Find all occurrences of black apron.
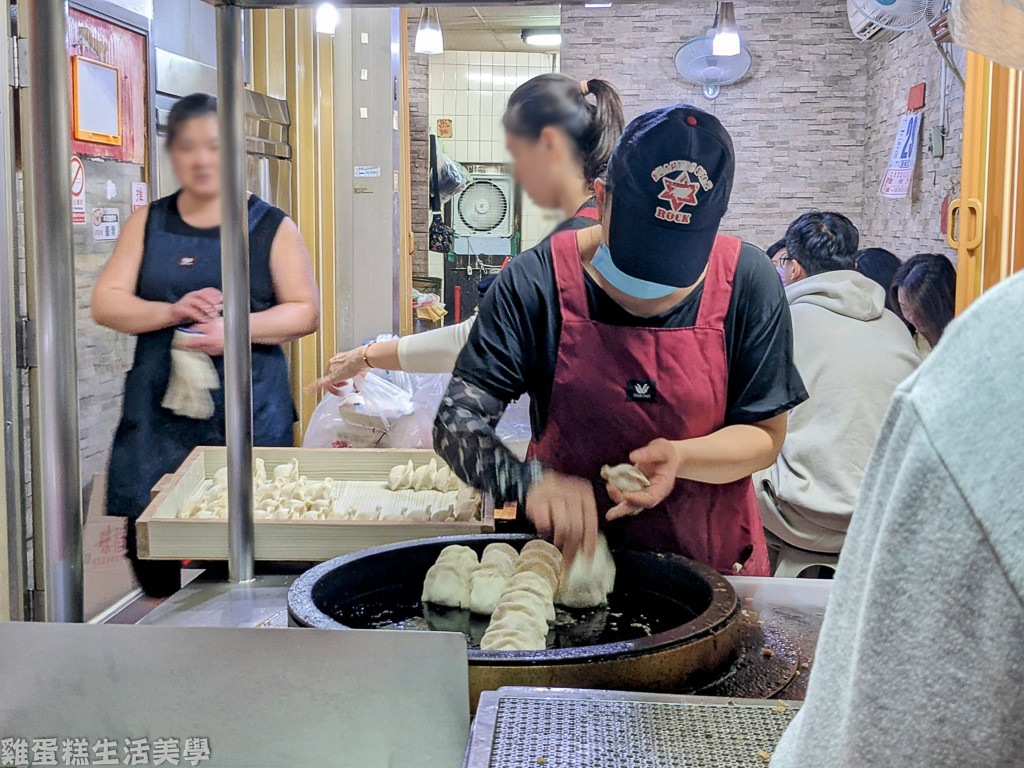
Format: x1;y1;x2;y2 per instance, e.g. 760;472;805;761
106;193;295;522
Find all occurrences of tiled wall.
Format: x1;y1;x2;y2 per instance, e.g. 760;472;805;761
859;31;965;260
561;1;869;252
428;50;562;260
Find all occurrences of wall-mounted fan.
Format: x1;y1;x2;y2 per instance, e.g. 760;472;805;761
452;174;514;238
848;0;941;31
674;35;752;101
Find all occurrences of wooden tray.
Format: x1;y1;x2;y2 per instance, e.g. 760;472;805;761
136;447;494;561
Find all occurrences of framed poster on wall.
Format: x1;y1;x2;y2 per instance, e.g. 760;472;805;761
72;56;122;146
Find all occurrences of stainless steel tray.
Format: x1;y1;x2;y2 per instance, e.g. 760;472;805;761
464;687;800;768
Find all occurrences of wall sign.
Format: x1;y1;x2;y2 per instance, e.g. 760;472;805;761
437;119;453;139
92;207;120;241
71;156;87;225
131;181;148;212
355;166;381;178
879;111;922;199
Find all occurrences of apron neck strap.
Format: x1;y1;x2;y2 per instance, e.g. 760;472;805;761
549;229;590;321
695;234;743;329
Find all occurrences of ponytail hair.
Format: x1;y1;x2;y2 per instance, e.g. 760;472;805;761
503;73;625;187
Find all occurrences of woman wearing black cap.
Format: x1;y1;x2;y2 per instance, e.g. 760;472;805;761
309;74;624;391
434;105;807;574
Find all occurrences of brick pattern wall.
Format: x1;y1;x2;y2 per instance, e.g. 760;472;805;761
860;31;965;260
407;17;431;278
561;1;869;251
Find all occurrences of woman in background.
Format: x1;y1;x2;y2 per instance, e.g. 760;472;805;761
92;93;319;596
854;247;905;320
889;253;957;355
310;74;624;392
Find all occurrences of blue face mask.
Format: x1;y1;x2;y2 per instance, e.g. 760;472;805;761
591;243;679;300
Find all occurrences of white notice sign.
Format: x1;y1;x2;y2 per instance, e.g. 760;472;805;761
93;207;120;241
355;166;381;178
879;112;922;199
131;181;148;212
71;157;86;225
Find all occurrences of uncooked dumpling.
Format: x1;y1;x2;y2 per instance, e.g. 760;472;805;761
214;467;228;487
557;533;616;609
484;542;519;562
600;463;651;493
488;610;549;639
480;548;515;575
379;507;405;521
480;627;544;652
492;596;550;633
406;506;430;522
273;458;299;484
514;553;560;593
434;465;460;493
254;457;267;486
453;499;479;521
411;459;438;492
430;506;453;522
521;539;563;572
253;509;272;520
498;586;556;624
352;506;380;521
388;461;414;491
467;565;511;615
437;545;479;571
509;570;555;602
422;562;470;609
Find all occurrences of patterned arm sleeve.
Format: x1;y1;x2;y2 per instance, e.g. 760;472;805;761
433;376;541;507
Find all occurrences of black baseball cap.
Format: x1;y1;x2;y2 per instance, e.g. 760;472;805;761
604;104;735;289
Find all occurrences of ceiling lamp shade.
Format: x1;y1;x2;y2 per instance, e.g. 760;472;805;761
522;29;562;47
415;7;444;55
315;3;339;35
712;1;742;56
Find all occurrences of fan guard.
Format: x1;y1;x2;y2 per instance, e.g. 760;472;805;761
848;0;941;31
674;37;752;101
457;180;509;234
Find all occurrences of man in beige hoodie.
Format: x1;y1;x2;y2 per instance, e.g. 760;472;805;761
754;212;920;565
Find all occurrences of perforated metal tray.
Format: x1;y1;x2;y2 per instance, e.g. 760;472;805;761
464;687;800;768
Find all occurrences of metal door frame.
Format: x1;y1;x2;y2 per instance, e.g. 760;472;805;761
1;1;26;621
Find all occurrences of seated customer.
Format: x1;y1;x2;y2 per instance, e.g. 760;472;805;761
853;247;903;318
771;272;1024;767
890;252;957;356
754;212;920;565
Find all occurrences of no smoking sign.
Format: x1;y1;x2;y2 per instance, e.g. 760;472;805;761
71;156;86;225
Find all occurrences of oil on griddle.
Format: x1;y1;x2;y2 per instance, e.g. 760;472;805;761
330;584;699;650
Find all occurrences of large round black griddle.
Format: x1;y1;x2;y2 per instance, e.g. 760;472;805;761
289;534;740;668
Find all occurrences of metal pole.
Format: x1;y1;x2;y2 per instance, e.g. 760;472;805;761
216;3;255;582
22;0;83;621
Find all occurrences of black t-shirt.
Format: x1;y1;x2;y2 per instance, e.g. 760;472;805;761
454;236;808;438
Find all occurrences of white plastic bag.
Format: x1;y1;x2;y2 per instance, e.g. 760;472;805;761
496;395;533;461
302;370;414;449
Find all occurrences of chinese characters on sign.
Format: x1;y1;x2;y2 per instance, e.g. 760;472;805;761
0;736;210;767
71;157;87;226
131;182;148;213
879;111;922;199
92;208;120;242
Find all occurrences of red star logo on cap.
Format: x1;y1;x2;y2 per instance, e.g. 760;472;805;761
657;172;701;212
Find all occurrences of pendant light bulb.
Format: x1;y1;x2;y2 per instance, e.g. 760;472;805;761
712;1;741;57
415;7;444;55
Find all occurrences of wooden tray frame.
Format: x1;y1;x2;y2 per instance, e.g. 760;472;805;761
136;447;494;561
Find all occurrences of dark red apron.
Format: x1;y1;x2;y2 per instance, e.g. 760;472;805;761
530;229;770;576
